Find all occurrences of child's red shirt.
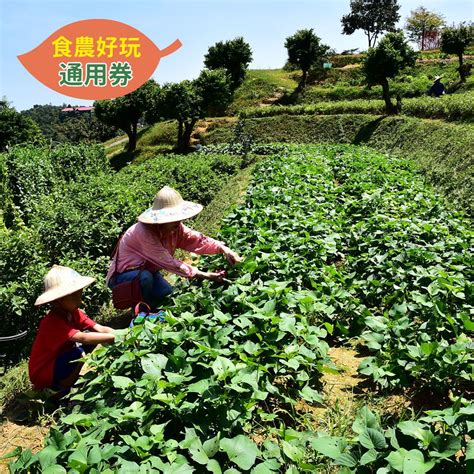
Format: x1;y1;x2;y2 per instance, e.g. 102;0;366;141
29;308;95;389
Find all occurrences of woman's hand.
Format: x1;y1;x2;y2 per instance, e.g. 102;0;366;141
222;247;243;266
194;270;226;282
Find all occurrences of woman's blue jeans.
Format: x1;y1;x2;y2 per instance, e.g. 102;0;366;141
109;270;173;309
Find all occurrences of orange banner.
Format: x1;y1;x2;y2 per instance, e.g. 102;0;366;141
18;19;182;100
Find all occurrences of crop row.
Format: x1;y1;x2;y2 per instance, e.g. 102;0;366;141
240;93;474;121
11;144;473;472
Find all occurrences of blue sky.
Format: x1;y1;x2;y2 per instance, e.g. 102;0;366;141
1;0;472;110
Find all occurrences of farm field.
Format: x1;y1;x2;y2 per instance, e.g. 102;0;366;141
7;144;472;473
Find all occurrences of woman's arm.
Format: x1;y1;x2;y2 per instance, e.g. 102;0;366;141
92;324;115;334
70;331;115;344
179;225;243;265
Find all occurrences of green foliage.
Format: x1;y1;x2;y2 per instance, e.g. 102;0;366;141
284;29;330;91
0;143;109;225
94;80;158;151
404;6;445;51
441;23;474;58
0;147;243;351
341;0;401;48
10;144;472;472
146;70;232;151
441;23;474;81
240;92;474;122
0;101;45;151
10;264;333;471
363;32;417;113
21;104;118;144
312;402;473;472
205;115;474;214
204;37;253;90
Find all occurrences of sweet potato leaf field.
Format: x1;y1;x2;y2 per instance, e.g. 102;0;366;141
9;145;473;473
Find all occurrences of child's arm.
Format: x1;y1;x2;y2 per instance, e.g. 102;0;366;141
70;331;115;344
92;323;115;334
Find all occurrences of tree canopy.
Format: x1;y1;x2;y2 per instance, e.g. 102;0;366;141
341;0;401;48
204;37;253;91
441;23;474;82
364;32;417;113
284;29;331;92
146;69;232;152
405;7;445;50
0;101;45;151
94;80;157;152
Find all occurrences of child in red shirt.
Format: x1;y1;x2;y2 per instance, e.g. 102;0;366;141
29;265;115;393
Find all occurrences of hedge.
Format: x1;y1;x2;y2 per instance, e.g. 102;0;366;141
240;93;474;122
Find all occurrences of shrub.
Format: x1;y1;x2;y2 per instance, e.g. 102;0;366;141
0;143;109;225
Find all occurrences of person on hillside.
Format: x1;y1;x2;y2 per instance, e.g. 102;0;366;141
29;265;115;395
106;186;243;310
428;75;446;97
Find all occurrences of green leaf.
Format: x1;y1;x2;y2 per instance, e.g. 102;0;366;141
300;385;323;403
220;435;259;470
358;428;387;450
360;448;379;465
111;375;134;389
352;406;379;434
87;445;102;465
387;449;435;473
42;466;67;474
207;459;222;474
251;459;280;473
37;446;59;469
68;447;88;473
334;452;358;468
281;440;304;462
398;421;434;445
311;436;347;459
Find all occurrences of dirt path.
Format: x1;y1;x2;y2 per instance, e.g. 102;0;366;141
258;90;284;107
297;346;410;432
104;136;129;149
0;421;48;471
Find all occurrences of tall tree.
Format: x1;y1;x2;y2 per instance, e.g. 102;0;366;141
204;37;253;91
441;23;474;82
94;80;157;152
341;0;401;48
405;7;445;50
0;100;45;151
284;29;331;93
363;32;417;114
146;69;232;152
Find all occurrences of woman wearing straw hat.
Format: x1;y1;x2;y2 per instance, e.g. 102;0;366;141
29;265;115;394
428;75;446;97
106;186;243;310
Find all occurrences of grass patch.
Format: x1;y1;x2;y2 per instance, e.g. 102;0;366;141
0;361;31;414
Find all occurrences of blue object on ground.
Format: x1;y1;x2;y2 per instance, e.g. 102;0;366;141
130;310;166;327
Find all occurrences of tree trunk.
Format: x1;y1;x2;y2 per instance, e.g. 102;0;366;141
367;32;372;49
123;123;136;152
177;120;185;151
296;69;308;94
381;79;397;115
421;28;425;51
176;120;196;153
458;53;466;83
183;120;196;151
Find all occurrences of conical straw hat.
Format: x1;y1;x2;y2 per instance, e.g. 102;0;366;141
138;186;203;224
35;265;95;306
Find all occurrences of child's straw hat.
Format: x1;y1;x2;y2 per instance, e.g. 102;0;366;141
35;265;95;306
